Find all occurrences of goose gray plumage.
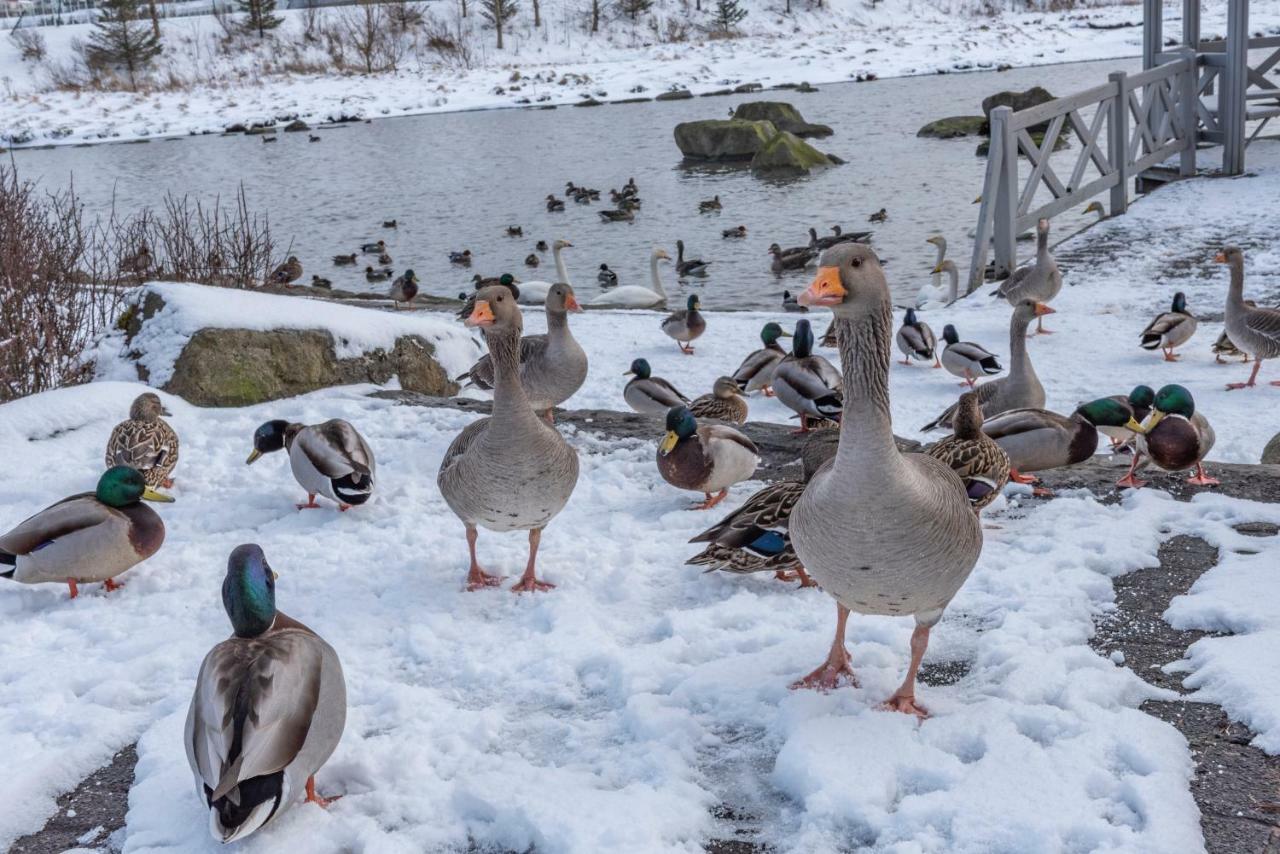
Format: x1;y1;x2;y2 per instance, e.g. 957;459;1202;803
895;307;938;367
940;323;1002;387
1140;291;1197;360
689;376;749;425
661;294;707;355
106;392;179;489
769;243;815;274
438;286;580;592
772;318;842;433
995;218;1061;334
623;358;689;414
1219;246;1280;389
657;406;759;510
246;419;376;509
788;242;983;717
732;322;791;395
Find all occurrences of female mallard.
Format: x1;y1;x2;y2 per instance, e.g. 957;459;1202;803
675;240;710;277
389;269;419;308
185;544;346;844
732;322;791;396
699;195;722;213
546;195;566;212
940;323;1002;387
1140;291;1197;360
868;208;888;223
438;287;579;592
690;376;749;425
106;392;179;489
247;420;376;510
772;318;842;433
1;466;172;598
1213;326;1250;363
896;307;938;367
269;256;302;286
661;294;707;355
1121;384;1218;488
1220;246;1280;388
788;242;982;717
332;253;357;266
657;406;759;510
1099;385;1155;449
924;390;1010;512
995;218;1061;334
624;358;689;414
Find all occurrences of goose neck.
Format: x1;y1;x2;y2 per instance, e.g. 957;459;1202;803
1226;257;1245;306
486;325;536;421
831;301;902;463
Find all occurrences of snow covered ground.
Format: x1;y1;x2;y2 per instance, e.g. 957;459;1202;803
4;0;1280;148
4;148;1280;851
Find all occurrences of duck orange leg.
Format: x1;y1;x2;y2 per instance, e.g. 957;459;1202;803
690;489;728;511
880;623;931;719
792;415;810;435
1163;346;1180;362
464;524;503;591
296;494;321;510
66;578;79;599
305;776;340;808
791;603;857;691
1187;463;1219;486
1116;453;1147;489
510;527;555;593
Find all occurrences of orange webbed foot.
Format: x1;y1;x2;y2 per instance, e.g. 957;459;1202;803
879;692;929;720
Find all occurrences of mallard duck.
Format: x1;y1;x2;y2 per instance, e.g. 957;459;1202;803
675;240;710;277
924;390;1010;512
940;324;1001;387
546;195;566;212
1121;384;1218;488
808;227;841;251
449;249;473;266
1213;328;1250;363
457;273;519;321
690;376;749;425
896;307;938;367
995;218;1061;334
732;322;791;395
106;392;179;489
1;466;172;598
686;479;813;585
599;208;635;222
261;135;277;143
788;242;982;717
769;243;815;274
699;195;722;213
185;544;346;844
377;252;393;265
722;225;747;239
829;225;871;245
597;264;618;287
536;240;550;251
269;256;302;286
661;294;707;355
438;287;580;592
360;240;386;254
311;276;332;289
772;318;842;433
868;208;888;223
1219;246;1280;389
506;225;524;237
819;321;837;348
623;358;689;414
247;420;376;509
1099;384;1155;449
365;266;393;281
382;219;397;228
524;254;540;268
657;406;759;510
1140;291;1198;360
333;253;357;266
782;290;807;313
389;269;419;308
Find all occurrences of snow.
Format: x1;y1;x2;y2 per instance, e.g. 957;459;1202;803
3;0;1279;148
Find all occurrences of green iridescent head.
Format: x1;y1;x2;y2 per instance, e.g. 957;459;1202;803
761;322;791;346
96;466;174;507
222;544;277;638
1153;384;1195;419
1075;396;1142;430
626;358;651;379
1128;385;1155;409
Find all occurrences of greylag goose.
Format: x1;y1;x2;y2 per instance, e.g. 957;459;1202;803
689;376;749;425
732;322;791;395
247;419;376;510
389;269;419;308
106;392;178;490
675;240;710;277
185;544;346;844
1140;291;1197;360
517;238;572;306
1121;384;1218;487
662;294;707;354
699;195;722;213
924;391;1010;512
657;406;759;510
597;263;618;287
940;323;1002;387
772;318;842;433
361;240;386;254
788;242;983;717
458;283;588;418
1219;246;1280;389
722;225;747;239
895;307;938;367
995;218;1061;334
923;299;1052;431
438;286;580;592
830;225;871;245
623;358;689;414
770;243;816;274
589;247;669;307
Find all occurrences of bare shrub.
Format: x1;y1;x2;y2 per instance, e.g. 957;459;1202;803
387;1;427;35
659;16;692;42
338;0;392;74
423;18;473;68
9;28;47;63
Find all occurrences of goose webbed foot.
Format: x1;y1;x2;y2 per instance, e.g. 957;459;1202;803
1116;472;1146;489
510;528;555;593
791;603;857;691
1228;360;1263;390
879;623;931;719
1008;469;1038;485
880;692;929;719
305;776;341;808
773;566;818;588
465;525;504;591
762;386;776;397
104;578;124;593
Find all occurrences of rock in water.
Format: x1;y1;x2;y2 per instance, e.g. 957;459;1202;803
981;86;1056;133
674;119;779;161
916;116;987;139
750;131;834;176
732;101;833;138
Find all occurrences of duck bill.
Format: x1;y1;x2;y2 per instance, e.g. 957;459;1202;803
160;406;173;416
466;299;496;328
778;330;793;338
142;487;175;503
1034;303;1056;316
659;431;679;455
565;294;583;313
245;449;263;465
931;264;943;274
800;267;846;307
1125;417;1147;434
1141;411;1165;432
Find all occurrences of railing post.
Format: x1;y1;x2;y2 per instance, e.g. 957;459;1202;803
1222;0;1248;175
1143;0;1162;69
991;106;1017;280
1179;50;1198;177
1108;71;1129;216
1182;0;1200;50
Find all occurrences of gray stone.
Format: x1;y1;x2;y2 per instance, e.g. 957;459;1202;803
1262;432;1280;464
282;119;310;132
750;130;834;176
732;101;833;138
916;115;987;139
673;119;778;161
656;89;694;101
981;86;1056;133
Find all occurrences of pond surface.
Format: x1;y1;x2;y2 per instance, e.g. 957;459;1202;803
14;56;1139;309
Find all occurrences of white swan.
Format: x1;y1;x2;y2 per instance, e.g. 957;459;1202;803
517;239;572;305
588;248;670;308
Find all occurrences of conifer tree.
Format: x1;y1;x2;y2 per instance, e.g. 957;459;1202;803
482;0;517;48
712;0;746;32
85;0;162;89
238;0;283;39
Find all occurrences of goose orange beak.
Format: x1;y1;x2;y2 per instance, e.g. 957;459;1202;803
800;267;846;307
1033;302;1056;316
466;299;496;328
565;293;583;313
1214;251;1227;263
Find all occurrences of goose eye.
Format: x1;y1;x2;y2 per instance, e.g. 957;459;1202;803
851;258;862;268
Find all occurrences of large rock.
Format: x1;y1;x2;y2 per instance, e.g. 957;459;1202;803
732;101;833;138
674;119;778;161
750;131;833;176
916;115;986;139
981;86;1055;133
1262;433;1280;465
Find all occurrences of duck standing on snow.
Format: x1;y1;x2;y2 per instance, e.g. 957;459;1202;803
772;318;842;433
995;218;1061;334
106;392;179;490
732;321;791;396
185;544;346;844
662;294;707;355
1220;246;1280;389
896;307;938;367
597;263;618;287
389;269;419;308
923;391;1010;513
788;242;982;716
438;287;579;592
690;376;749;425
675;240;711;277
1140;291;1197;360
623;358;689;414
1120;384;1218;488
1;466;172;598
657;406;759;510
247;420;376;510
940;324;1002;387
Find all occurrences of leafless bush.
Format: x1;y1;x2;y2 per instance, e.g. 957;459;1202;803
9;28;47;63
302;0;321;42
659;16;692;42
338;0;393;74
423;18;473;68
212;3;239;41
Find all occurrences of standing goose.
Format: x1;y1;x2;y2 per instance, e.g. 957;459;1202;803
657;406;759;510
789;242;982;716
1121;384;1218;488
732;322;792;396
995;218;1061;334
675;240;710;277
457;283;588;418
773;318;842;433
517;238;573;306
895;307;938;367
922;299;1052;431
247;420;376;510
438;287;580;592
940;323;1002;387
106;392;179;489
924;391;1010;512
389;269;419;308
588;247;669;307
689;376;749;425
1140;291;1197;360
1219;246;1280;389
623;358;690;414
661;294;707;355
808;227;842;251
185;544;346;844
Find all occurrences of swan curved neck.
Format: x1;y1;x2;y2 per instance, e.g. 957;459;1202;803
650;256;668;298
944;264;959;301
933;240;946;266
553;245;570;286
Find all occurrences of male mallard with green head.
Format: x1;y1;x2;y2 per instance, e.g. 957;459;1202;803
1120;384;1218;488
623;358;689;414
247;420;376;510
1140;291;1197;361
106;392;179;489
1099;385;1154;449
661;294;707;355
657;406;759;510
732;322;791;396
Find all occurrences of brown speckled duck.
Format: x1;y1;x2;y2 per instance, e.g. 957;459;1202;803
690;376;749;425
106;392;179;489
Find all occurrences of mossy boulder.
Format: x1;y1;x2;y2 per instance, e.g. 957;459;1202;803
750;131;834;176
917;115;987;139
1263;433;1280;465
732;101;833;138
674;119;778;161
981;86;1056;133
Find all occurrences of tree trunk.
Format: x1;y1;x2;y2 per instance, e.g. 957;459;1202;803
532;0;540;27
147;0;160;40
591;0;598;32
495;3;503;48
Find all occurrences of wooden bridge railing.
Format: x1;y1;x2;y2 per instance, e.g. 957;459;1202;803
967;51;1198;295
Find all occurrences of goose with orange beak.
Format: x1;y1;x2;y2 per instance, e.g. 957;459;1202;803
437;286;580;593
787;243;983;718
1219;246;1280;389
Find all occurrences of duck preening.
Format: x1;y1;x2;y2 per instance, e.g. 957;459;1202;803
389;269;419;308
995;218;1061;334
772;318;842;433
597;263;618;287
1219;246;1280;389
269;256;302;286
699;195;722;213
732;322;791;396
623;358;690;414
940;323;1002;387
246;419;376;510
449;249;473;266
675;239;710;277
361;240;386;254
662;294;707;355
895;307;938;367
106;392;178;490
1120;384;1218;488
689;376;749;425
657;406;759;510
722;225;747;239
1140;291;1197;360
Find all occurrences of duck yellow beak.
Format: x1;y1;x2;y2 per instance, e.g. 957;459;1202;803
142;487;175;503
800;267;846;307
779;330;793;338
272;570;279;580
1141;411;1165;432
466;299;496;328
659;431;679;455
245;449;263;465
1125;416;1147;434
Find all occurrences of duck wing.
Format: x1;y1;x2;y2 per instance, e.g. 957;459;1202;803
299;422;372;480
107;420;173;472
0;493;106;557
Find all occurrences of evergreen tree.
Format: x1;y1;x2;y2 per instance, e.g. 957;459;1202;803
85;0;162;89
618;0;651;21
237;0;283;39
481;0;517;48
712;0;746;32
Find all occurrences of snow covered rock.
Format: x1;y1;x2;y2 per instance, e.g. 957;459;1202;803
732;101;833;138
673;118;778;161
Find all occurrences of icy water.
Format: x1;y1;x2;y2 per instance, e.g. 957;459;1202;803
13;56;1138;309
